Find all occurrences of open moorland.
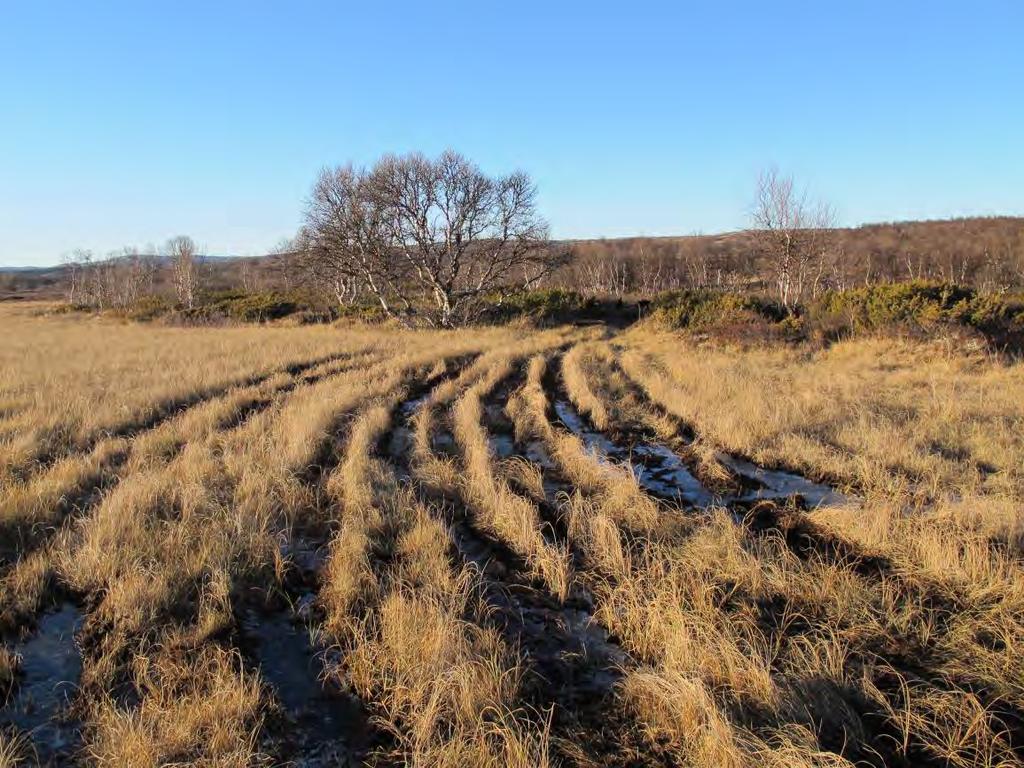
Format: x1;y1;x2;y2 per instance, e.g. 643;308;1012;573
2;300;1024;768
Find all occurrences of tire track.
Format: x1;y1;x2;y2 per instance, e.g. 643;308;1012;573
241;354;479;766
392;361;670;767
549;348;1024;766
610;345;857;505
0;348;385;576
0;351;426;764
4;348;376;484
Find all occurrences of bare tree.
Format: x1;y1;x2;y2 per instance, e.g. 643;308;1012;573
62;250;90;305
239;258;257;293
167;236;198;309
299;150;566;327
112;248;157;308
751;169;835;310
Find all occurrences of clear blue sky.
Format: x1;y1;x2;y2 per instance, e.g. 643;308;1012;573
2;1;1022;266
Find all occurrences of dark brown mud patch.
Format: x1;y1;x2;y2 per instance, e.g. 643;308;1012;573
0;602;84;766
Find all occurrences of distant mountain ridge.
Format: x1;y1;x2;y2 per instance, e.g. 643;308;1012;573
2;216;1023;300
4;216;1024;272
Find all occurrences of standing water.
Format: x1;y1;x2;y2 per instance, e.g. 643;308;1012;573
1;602;84;763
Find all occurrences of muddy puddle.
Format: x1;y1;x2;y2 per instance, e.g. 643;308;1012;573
721;454;851;508
1;602;84;764
554;398;851;510
488;432;516;459
554;399;714;506
447;514;626;700
240;607;367;765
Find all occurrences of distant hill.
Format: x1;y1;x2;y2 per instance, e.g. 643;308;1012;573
3;216;1023;301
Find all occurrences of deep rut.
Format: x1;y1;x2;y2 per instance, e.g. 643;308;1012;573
8;349;370;483
241;354;482;766
386;362;670;767
0;351;403;766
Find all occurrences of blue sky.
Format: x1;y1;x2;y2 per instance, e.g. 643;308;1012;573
1;1;1021;266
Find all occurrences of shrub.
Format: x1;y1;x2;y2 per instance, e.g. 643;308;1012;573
480;289;603;325
651;290;787;330
332;302;388;324
812;282;1024;333
217;292;299;322
124;296;175;322
809;282;1024;351
813;282;969;330
177;290;312;323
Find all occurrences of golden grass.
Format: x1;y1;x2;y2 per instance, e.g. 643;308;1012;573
3;306;1024;767
0;730;32;768
561;342;612;430
319;378;553;765
621;327;1024;514
86;647;264;767
0;645;17;694
451;356;572;600
0;302;392;479
621;668;743;766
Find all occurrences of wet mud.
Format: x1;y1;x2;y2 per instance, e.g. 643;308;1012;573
0;602;84;765
238;604;368;767
553;393;851;511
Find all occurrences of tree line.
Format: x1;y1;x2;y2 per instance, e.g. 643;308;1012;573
55;151;1024;325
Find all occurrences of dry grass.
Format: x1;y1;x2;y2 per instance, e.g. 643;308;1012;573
561;342;612;430
0;646;18;695
3;305;1024;767
0;302;390;480
319;375;553;766
86;647;264;767
452;356;573;600
0;729;32;768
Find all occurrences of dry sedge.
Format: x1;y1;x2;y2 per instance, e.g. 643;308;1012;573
2;304;1024;768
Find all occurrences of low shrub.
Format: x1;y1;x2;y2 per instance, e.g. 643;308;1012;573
124;296;175;321
652;290;787;329
332;302;388;324
480;289;605;325
810;282;1024;346
200;290;301;322
647;283;1024;353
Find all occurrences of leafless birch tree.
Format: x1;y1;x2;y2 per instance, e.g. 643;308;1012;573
751;169;835;310
299;150;566;327
167;236;198;309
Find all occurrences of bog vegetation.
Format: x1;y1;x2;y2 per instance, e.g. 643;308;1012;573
3;151;1024;766
1;293;1024;767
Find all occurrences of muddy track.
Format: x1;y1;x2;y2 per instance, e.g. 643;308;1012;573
557;352;1024;764
233;542;376;767
548;352;880;576
0;602;84;766
482;367;623;582
234;354;483;767
558;352;852;510
9;349;371;484
385;365;671;767
0;350;386;579
608;349;857;502
548;364;975;623
0;354;418;766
